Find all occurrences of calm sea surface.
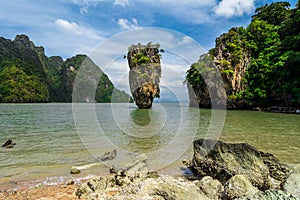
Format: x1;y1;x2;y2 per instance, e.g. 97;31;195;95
0;103;299;190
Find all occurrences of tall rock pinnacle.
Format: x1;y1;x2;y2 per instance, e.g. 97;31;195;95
127;43;162;109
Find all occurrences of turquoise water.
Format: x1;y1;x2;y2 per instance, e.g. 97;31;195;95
0;103;299;190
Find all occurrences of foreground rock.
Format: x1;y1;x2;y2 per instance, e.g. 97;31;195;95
76;140;298;200
76;154;209;200
185;139;291;191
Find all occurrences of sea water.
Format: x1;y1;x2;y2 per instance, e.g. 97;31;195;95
0;103;299;190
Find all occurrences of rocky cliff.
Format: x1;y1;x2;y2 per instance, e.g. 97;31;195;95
127;43;161;108
186;2;300;109
186;28;251;109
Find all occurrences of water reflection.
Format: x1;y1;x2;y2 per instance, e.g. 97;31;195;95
119;106;169;152
130;109;151;126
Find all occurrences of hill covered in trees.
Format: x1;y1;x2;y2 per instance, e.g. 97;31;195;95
186;1;300;109
0;34;132;103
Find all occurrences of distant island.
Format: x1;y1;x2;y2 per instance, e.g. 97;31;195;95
0;34;132;103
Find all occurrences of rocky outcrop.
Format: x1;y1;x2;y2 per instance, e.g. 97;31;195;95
76;174;210;200
186;28;252;109
76;154;209;200
185;139;292;191
127;43;161;109
76;142;298;200
186;139;271;190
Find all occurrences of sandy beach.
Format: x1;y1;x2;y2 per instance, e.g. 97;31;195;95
0;182;79;200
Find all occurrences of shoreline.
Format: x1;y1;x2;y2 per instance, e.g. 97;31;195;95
0;163;189;199
1;152;299;199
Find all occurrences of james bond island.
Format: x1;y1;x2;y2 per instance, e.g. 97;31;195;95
127;43;162;109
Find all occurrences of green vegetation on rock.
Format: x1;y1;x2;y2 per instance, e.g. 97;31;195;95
127;43;162;108
0;35;132;103
186;1;300;108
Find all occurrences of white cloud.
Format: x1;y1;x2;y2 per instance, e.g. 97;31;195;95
214;0;255;18
45;19;106;57
54;19;103;41
80;6;88;14
113;0;129;7
180;36;194;45
117;18;140;30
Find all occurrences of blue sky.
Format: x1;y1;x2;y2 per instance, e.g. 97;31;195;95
0;0;298;101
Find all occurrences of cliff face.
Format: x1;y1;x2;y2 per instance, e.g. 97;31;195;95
187;2;300;109
186;28;251;109
214;29;250;96
213;28;251;108
127;43;161;109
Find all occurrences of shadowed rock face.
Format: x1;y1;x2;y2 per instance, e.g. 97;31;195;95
127;43;161;109
185;139;292;191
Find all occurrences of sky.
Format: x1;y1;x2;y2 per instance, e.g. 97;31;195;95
0;0;298;102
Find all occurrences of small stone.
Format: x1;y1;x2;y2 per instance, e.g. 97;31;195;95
70;168;81;174
182;159;191;166
66;180;75;185
100;149;117;161
110;165;118;174
146;171;159;179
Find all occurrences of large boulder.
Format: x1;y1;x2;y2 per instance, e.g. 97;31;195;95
187;139;273;190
